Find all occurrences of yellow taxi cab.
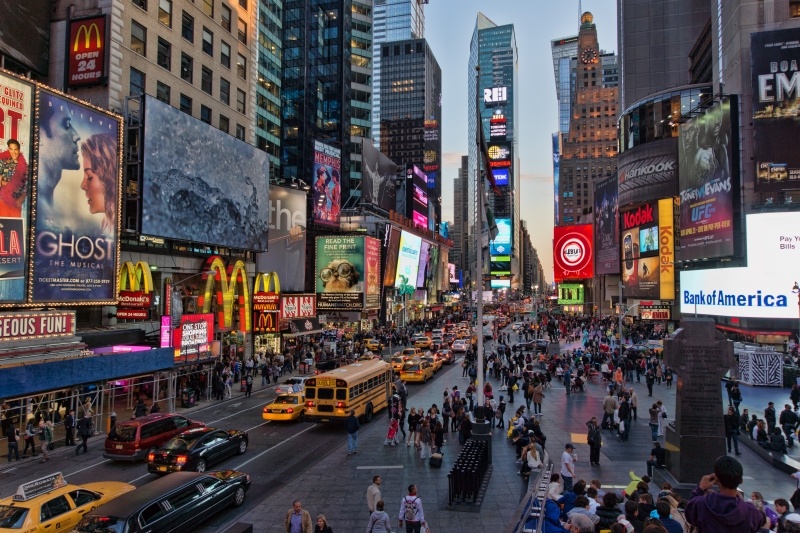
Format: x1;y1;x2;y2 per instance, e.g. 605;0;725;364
0;473;134;532
399;360;435;383
420;353;442;373
364;339;383;352
262;391;306;421
401;347;421;359
413;336;432;349
390;354;408;373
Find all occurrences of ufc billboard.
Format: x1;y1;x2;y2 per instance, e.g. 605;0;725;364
68;16;107;88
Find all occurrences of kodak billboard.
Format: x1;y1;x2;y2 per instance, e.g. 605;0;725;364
68;16;107;88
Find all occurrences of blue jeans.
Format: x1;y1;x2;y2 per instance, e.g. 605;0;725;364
650;423;659;442
562;475;573;493
348;431;358;454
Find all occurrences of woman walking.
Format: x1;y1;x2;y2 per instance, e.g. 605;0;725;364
406;408;419;447
532;381;545;415
365;500;392;533
419;419;432;459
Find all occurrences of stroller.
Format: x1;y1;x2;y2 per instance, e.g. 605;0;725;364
384;418;400;446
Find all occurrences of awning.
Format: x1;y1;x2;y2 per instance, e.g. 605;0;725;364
715;324;792;337
283;329;323;338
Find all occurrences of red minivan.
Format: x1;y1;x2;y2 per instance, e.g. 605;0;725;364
104;413;205;461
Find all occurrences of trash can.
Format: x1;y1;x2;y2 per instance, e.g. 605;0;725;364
181;388;196;408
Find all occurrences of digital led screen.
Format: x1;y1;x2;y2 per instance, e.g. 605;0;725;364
557;283;585;305
407;165;428;229
255;186;306;292
490;218;512;255
553;224;593;282
315;236;366;311
394;230;422;292
416;241;430;288
313;141;342;228
593;175;619;275
492;168;510;187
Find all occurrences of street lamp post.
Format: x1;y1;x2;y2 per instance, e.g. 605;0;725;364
792;282;800;350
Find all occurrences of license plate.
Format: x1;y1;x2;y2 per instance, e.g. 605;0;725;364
115;444;123;449
158;466;167;472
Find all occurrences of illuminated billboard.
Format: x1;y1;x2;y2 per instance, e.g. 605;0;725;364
553;225;593;282
313;141;341;228
680;212;799;318
361;140;397;211
394;230;422;292
490;258;511;275
383;225;401;287
491;280;511;289
448;263;457;283
618;138;678;207
620;199;675;299
407;165;428;229
364;236;381;309
677;97;737;261
141;95;269;249
557;283;585;305
487;142;511;169
68;16;107;88
553;133;561;225
416;241;430;289
491;218;512;255
483;86;508;104
752;29;800;192
0;71;33;303
492;168;509;187
593;175;619;275
255;186;306;292
31;89;122;304
316;236;366;311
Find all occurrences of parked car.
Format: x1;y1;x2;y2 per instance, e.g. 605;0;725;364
146;427;248;474
104;413;205;462
74;471;251;533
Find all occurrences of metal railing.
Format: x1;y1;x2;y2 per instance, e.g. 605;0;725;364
505;452;553;533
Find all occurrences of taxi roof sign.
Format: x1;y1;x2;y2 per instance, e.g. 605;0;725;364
13;473;67;502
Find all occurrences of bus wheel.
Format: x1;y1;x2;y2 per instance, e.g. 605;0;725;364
365;404;374;423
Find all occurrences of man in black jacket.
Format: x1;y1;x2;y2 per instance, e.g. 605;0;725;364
724;406;741;455
75;413;93;455
765;401;777;434
618;395;632;441
346;410;360;456
63;409;75;446
779;404;799;446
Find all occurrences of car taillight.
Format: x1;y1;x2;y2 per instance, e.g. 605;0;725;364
417;370;422;374
286;408;294;414
263;406;269;412
175;455;187;466
306;400;315;407
147;453;155;462
335;401;346;408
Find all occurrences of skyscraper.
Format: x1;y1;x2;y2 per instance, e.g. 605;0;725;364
452;156;469;276
467;13;520;291
256;0;283;171
371;0;426;147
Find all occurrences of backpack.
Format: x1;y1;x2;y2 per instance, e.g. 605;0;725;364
403;497;418;521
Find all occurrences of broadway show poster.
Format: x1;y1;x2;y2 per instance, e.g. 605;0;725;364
364;236;381;309
0;72;33;302
678;97;737;262
361;140;397;212
316;236;365;310
594;174;619;276
751;28;800;192
31;89;122;303
313;141;341;228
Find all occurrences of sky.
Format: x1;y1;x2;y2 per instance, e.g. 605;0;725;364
424;0;618;283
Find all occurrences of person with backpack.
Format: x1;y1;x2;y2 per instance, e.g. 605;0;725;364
398;485;426;533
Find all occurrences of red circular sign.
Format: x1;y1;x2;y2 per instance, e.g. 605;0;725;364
553;225;593;281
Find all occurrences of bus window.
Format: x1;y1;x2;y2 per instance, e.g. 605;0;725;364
318;388;334;400
336;389;346;400
305;388;316;399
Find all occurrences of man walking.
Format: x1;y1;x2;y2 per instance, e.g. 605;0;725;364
398;484;427;533
285;500;312;533
346;410;360;456
75;413;93;455
64;409;75;446
366;476;382;516
561;443;576;492
618;394;631;441
601;391;617;430
724;406;741;455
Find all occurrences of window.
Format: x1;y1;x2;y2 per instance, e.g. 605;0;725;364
220;41;231;68
158;0;172;26
181;53;193;83
156;81;171;103
167;487;201;510
792;0;800;17
202;0;213;17
200;105;212;124
132;0;147;10
219;115;230;133
180;94;192;114
236;53;246;79
181;11;194;42
202;28;213;56
235;124;245;140
236;89;246;113
238;0;247;8
237;18;247;44
131;21;146;56
69;490;101;508
201;66;213;94
139;503;166;526
157;38;171;70
220;78;230;105
221;4;231;31
129;67;145;95
41;496;72;522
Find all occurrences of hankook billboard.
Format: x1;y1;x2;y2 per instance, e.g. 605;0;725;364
141;95;269;250
751;29;800;192
617;137;678;207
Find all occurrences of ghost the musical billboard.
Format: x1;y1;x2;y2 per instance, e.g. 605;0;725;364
31;89;122;303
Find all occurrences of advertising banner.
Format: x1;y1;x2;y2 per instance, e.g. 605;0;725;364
364;236;381;309
316;236;366;310
492;168;509;187
313;141;341;228
491;279;511;289
680;212;800;319
557;283;585;305
0;72;33;303
394;230;422;292
172;313;214;362
553;224;593;282
751;29;800;192
141;95;268;250
68;16;107;88
281;294;316;319
416;241;430;288
487;142;512;169
407;165;428;229
383;225;401;287
620;202;660;298
490;257;511;275
657;198;676;300
253;287;280;334
255;186;306;292
31;89;122;304
0;310;75;342
448;263;457;283
640;305;671;320
117;260;153;320
552;133;561;226
618;137;678;207
361;141;397;211
678;97;737;261
593;175;620;275
491;218;512;255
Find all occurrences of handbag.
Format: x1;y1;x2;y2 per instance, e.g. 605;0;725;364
662;412;668;419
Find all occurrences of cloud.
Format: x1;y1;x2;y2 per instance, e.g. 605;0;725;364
442;151;464;168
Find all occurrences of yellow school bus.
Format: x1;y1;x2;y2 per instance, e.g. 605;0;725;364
303;360;392;423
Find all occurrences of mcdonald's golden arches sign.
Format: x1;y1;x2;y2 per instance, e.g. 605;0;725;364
253;272;280;333
68;15;107;88
116;261;153;320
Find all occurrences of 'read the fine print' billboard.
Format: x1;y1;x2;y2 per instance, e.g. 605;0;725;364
678;97;738;262
751;28;800;192
313;141;341;228
31;88;123;304
316;236;367;311
141;95;269;250
0;71;33;303
553;224;593;282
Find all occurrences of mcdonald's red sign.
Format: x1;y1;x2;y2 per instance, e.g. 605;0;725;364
68;16;107;88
